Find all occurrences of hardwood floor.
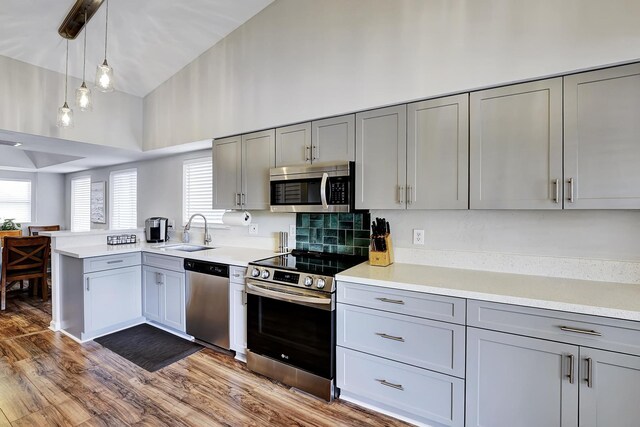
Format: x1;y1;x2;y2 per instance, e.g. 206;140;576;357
0;293;409;426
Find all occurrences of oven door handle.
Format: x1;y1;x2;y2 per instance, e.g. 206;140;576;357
320;172;329;210
246;282;332;309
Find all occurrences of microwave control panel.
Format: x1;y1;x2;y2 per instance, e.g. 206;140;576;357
329;181;348;204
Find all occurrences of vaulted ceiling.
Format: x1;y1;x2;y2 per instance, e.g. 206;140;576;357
0;0;273;97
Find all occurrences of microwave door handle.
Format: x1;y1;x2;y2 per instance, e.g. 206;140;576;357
320;172;329;210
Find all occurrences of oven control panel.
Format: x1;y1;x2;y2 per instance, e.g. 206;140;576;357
248;266;334;293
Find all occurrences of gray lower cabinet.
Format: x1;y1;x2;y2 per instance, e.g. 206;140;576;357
466;327;579;427
213;129;275;210
337;281;465;427
229;266;247;359
469;78;563;209
142;265;186;332
564;63;640;209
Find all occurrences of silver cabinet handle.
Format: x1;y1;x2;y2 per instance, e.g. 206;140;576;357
305;145;311;162
106;260;123;264
312;144;318;161
375;379;404;391
86;277;90;291
235;193;241;207
399;185;405;205
233;273;242;278
568;178;575;203
553;179;559;203
559;326;602;336
375;332;405;342
242;290;247;305
375;297;405;305
241;193;246;206
567;354;575;384
407;185;413;205
585;358;593;388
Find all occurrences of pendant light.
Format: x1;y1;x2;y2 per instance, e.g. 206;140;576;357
76;11;92;111
95;0;114;92
57;40;74;128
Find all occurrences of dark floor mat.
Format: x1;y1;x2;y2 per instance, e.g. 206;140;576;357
95;324;202;372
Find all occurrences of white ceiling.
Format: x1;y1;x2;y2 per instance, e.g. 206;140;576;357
0;0;273;97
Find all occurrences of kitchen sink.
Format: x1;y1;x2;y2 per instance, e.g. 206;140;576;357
153;244;214;252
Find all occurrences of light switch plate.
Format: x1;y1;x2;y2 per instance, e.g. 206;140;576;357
413;229;425;245
249;224;259;235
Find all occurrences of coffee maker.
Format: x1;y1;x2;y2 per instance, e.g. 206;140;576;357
145;217;169;243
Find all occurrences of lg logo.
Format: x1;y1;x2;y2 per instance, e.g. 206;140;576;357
281;353;289;360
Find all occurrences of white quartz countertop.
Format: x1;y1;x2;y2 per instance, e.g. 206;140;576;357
55;243;277;267
336;262;640;321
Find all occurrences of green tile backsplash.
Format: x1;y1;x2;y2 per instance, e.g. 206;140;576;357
296;213;370;256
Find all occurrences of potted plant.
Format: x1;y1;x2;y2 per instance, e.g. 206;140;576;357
0;218;22;247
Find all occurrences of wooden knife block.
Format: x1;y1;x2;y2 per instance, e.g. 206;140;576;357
369;234;394;267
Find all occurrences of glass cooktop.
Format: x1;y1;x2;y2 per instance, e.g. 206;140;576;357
251;250;366;277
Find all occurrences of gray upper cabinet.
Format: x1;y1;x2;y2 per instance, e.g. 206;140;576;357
355;105;407;210
275;122;312;167
242;129;275;210
407;94;469;210
212;135;242;210
469;78;563;209
564;63;640;209
466;327;578;427
311;114;355;163
213;130;274;210
579;347;640;427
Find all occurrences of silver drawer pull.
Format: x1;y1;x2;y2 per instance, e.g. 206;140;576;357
106;260;124;264
375;379;404;391
233;273;242;278
375;297;405;305
375;332;405;342
559;326;602;336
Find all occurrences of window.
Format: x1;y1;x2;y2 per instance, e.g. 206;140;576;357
110;169;137;230
70;176;91;232
183;158;225;226
0;179;32;223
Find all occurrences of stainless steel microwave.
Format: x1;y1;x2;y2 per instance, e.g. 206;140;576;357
269;161;355;213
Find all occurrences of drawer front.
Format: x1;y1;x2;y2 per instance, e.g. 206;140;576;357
230;266;247;284
337;347;464;427
338;304;465;377
468;300;640;357
83;252;141;273
337;281;465;324
142;252;184;272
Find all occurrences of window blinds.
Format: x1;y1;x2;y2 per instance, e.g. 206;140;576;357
110;169;137;230
183;158;225;225
0;179;32;223
70;176;90;231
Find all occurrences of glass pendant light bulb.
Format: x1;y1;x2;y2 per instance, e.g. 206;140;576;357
57;102;74;128
95;0;114;92
76;11;93;111
95;59;114;92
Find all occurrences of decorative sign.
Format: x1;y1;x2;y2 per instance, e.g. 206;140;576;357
91;181;106;224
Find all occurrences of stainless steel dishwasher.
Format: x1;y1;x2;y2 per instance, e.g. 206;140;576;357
185;259;230;350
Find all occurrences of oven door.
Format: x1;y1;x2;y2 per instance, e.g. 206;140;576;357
246;280;335;379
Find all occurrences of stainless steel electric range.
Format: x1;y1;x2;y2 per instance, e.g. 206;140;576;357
245;249;367;401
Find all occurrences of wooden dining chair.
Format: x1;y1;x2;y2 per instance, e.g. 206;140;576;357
1;236;50;311
28;225;61;236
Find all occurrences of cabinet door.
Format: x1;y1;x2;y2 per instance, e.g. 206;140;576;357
466;328;578;427
213;135;242;210
312;114;355;163
275;122;311;167
242;129;275;210
407;94;469;210
85;266;142;333
579;347;640;427
469;78;563;209
161;269;186;332
229;282;247;356
142;266;162;323
355;105;407;209
564;64;640;209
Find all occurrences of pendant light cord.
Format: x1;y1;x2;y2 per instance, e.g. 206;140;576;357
64;39;69;103
83;11;87;81
104;0;109;60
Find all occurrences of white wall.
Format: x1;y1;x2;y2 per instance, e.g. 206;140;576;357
0;55;143;151
144;0;640;149
65;150;294;247
0;170;66;231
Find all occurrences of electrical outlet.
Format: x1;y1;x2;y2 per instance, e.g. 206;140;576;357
413;229;425;245
167;219;175;229
249;224;259;235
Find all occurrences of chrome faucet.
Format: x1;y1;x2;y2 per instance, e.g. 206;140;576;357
183;214;211;246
